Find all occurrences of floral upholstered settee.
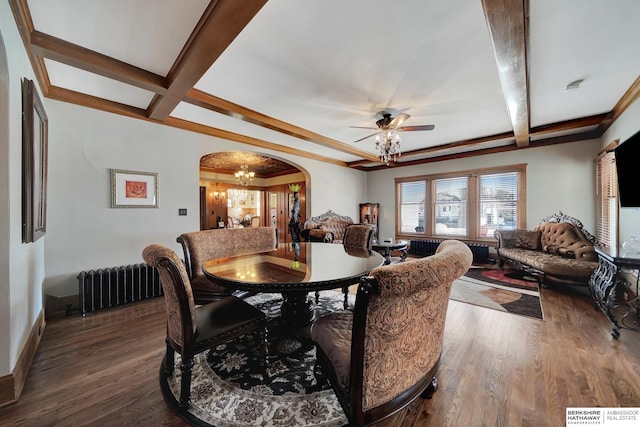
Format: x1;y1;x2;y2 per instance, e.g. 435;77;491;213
301;210;354;243
494;211;600;287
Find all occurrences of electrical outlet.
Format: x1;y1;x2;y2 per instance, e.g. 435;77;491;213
178;208;187;216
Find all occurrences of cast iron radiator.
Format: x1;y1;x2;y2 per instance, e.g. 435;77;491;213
409;240;490;264
77;263;162;316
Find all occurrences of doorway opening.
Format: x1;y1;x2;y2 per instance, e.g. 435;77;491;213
199;151;308;244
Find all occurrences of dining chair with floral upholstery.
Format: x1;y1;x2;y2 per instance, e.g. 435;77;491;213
310;239;473;426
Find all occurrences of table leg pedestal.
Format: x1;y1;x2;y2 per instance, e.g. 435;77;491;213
280;291;315;325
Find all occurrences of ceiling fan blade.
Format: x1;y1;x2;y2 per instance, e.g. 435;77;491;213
349;126;378;130
397;124;435;132
389;113;411;128
354;132;380;143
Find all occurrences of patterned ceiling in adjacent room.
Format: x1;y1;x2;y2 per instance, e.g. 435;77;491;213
200;152;298;178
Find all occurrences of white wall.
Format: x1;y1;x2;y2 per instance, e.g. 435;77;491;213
367;139;602;239
0;12;11;377
44;100;367;297
601;96;640;245
0;2;48;375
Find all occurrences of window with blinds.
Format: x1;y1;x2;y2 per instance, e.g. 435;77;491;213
479;172;519;237
395;165;525;239
398;181;426;233
434;177;468;236
596;152;617;248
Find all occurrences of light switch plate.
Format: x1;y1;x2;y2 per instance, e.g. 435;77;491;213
178;208;187;216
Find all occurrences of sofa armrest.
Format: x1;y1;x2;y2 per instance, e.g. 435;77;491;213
308;228;334;242
494;229;515;249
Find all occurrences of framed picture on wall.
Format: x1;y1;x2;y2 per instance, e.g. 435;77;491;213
110;169;159;208
21;78;49;243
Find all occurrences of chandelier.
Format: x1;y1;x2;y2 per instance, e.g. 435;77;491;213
235;164;255;186
375;129;402;165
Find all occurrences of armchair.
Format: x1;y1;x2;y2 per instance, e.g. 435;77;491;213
310;240;473;426
343;224;374;249
142;244;267;408
337;224;376;308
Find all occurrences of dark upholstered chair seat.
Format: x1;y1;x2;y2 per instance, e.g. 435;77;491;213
193;296;265;348
311;311;353;388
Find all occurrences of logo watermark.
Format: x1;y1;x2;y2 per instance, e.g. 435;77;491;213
566;408;640;426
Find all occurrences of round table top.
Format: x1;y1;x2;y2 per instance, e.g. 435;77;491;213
202;242;384;293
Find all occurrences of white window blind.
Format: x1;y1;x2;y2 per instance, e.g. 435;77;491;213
479;172;519;237
399;181;426;233
596;152;617;248
395;165;525;239
434;177;467;236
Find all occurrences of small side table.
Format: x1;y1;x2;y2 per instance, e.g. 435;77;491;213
589;246;640;339
373;240;408;265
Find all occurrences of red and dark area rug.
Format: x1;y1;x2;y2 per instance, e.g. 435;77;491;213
451;267;544;320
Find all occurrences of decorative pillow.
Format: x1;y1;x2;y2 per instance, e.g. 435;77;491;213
512;229;542;250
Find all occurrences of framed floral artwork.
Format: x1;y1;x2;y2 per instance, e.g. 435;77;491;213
110;169;158;208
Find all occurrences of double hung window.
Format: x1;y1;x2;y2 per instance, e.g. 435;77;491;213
396;165;526;239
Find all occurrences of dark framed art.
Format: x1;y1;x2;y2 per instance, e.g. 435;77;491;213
22;78;48;243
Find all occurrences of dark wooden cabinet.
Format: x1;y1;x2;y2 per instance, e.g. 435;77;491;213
359;203;379;243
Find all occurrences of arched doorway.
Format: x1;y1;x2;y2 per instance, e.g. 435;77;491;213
199;151;308;244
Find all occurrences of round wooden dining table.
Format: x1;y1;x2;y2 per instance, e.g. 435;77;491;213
202;242;384;325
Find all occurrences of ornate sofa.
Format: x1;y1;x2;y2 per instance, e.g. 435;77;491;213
301;210;354;243
494;211;600;287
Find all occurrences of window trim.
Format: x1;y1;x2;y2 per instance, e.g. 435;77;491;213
395;164;527;242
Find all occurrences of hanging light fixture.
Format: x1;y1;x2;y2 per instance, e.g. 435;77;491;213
375;129;402;165
235;164;255;186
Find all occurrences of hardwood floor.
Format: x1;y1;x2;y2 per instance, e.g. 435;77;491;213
1;283;639;426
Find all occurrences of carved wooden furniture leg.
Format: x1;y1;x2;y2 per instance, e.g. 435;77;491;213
421;377;439;399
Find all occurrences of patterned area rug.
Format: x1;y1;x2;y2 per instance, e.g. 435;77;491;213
162;291;350;427
162;271;542;426
451;267;544;320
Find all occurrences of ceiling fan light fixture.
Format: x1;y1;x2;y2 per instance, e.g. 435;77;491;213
375;129;402;166
351;109;433;165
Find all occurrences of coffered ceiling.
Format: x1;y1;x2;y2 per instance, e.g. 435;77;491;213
10;0;640;171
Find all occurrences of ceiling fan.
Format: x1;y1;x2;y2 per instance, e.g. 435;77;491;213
350;110;435;143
